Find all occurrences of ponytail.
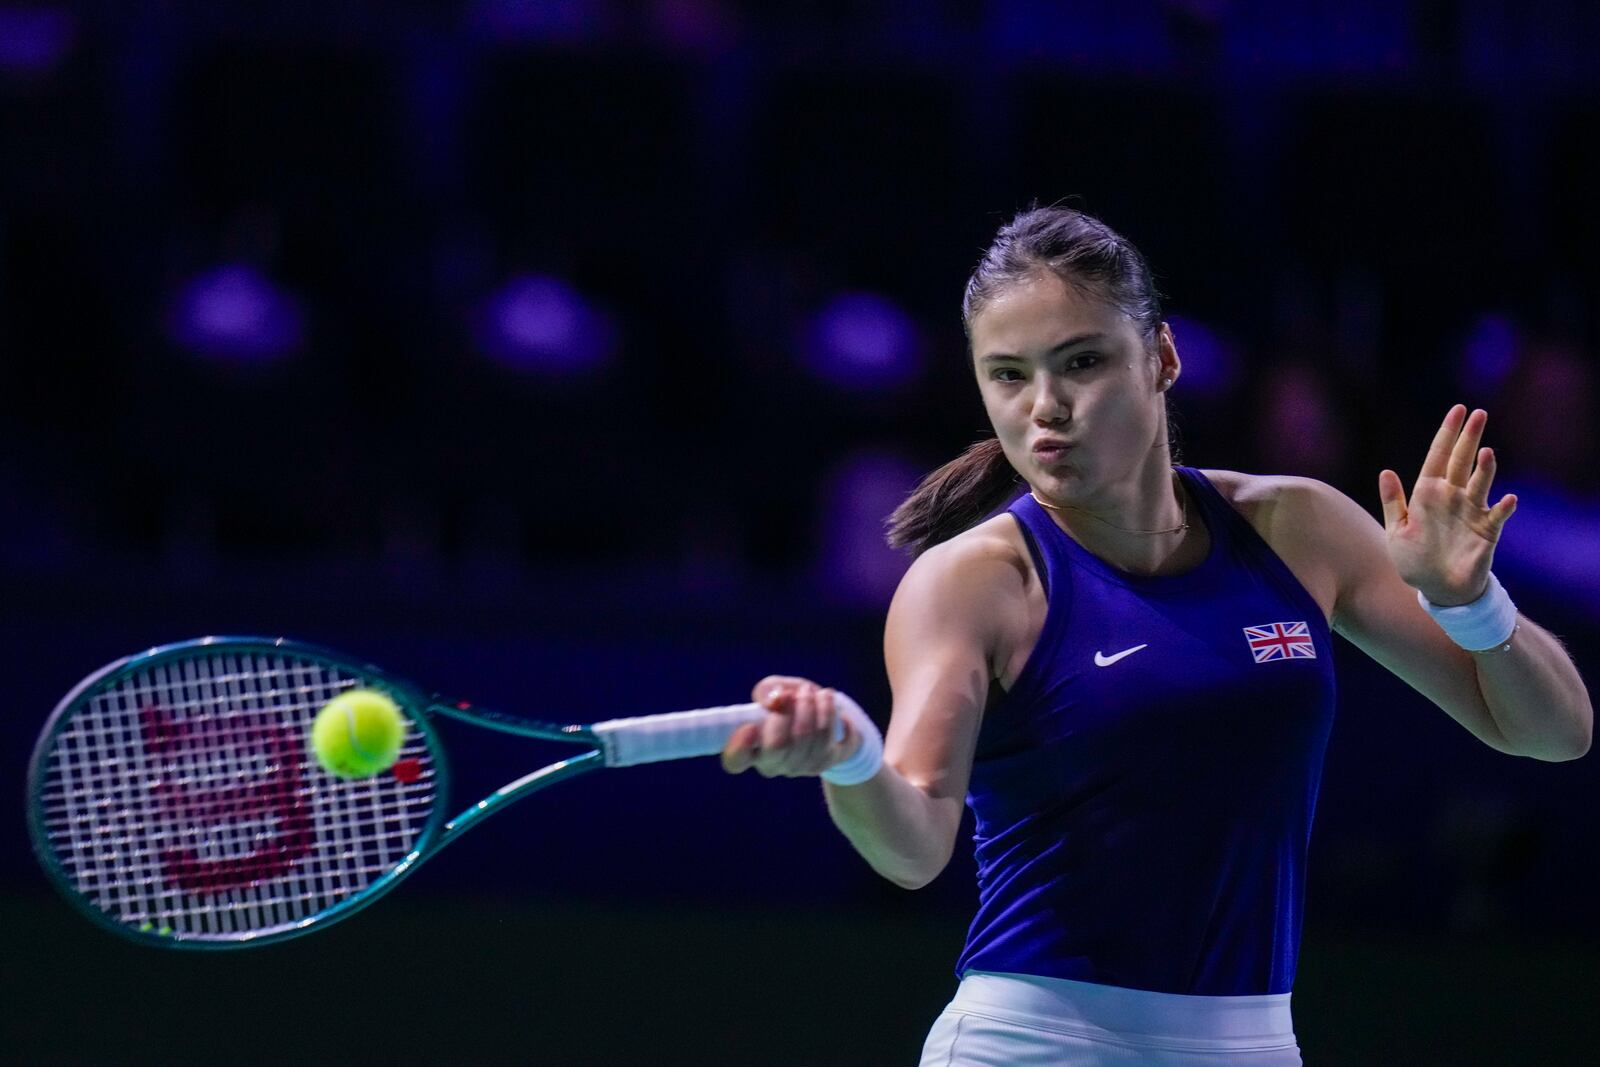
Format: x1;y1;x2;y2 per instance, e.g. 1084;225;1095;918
885;438;1020;556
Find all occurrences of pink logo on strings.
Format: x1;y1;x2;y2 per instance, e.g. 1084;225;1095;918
141;706;314;893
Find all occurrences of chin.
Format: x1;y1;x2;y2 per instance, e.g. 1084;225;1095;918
1034;456;1084;484
1032;470;1083;504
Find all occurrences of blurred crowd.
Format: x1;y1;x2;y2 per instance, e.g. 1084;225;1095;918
1;0;1597;612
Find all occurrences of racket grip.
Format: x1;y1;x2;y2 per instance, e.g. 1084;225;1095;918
591;692;879;771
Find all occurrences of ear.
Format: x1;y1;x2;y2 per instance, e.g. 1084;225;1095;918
1154;322;1180;391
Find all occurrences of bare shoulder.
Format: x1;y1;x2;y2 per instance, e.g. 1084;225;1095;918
886;511;1037;672
1201;467;1328;510
1199;468;1371;532
893;512;1033;614
1197;469;1381;622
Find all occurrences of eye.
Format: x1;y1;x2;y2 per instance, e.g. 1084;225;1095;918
990;366;1024;383
1067;353;1102;371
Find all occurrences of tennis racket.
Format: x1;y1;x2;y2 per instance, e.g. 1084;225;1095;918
27;635;878;949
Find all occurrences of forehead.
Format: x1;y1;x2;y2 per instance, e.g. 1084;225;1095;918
969;272;1134;359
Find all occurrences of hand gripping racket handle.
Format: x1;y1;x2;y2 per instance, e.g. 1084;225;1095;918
590;691;879;770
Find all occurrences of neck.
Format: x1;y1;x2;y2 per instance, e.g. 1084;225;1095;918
1033;464;1205;577
1031;483;1187;535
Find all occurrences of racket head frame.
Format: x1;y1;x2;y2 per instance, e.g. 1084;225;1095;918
26;635;458;950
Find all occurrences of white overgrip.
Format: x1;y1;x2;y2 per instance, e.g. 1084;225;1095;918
591;692;882;780
591;703;765;767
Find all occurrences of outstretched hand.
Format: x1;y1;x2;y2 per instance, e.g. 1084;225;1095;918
1378;405;1518;607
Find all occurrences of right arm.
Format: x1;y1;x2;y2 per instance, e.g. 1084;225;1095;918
722;533;1024;889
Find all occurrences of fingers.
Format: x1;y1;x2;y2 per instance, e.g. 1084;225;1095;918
1465;446;1496;507
1445;408;1488;486
1420;404;1467;481
1377;469;1409;531
1417;405;1504;505
760;687;797;752
816;686;839;745
725;679;842;778
752;675;808;706
720;721;762;774
1488;492;1518;538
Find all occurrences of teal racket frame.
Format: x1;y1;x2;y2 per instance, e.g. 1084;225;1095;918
27;636;606;950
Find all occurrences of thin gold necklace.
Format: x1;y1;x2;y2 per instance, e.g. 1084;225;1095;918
1029;472;1189;535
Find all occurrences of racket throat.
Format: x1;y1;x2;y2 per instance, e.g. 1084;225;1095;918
438;749;606;844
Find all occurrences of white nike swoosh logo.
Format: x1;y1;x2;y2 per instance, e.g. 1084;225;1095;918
1094;644;1149;667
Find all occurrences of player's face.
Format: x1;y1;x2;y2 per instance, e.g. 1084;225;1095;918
969;271;1171;503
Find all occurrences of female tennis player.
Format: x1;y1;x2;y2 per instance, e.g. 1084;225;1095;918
721;205;1592;1065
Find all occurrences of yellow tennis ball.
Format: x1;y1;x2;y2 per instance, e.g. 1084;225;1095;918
310;689;405;778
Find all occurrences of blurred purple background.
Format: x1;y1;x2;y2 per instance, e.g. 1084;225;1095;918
2;2;1597;1064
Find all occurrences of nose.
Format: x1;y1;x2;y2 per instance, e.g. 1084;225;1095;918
1030;375;1070;425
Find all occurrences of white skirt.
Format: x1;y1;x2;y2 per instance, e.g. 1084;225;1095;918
919;970;1302;1066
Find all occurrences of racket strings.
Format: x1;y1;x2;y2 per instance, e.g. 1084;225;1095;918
36;650;439;940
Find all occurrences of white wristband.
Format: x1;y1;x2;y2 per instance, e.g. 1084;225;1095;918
821;707;884;786
1417;572;1518;653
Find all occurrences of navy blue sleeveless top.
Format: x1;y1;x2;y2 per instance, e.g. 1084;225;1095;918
954;466;1337;996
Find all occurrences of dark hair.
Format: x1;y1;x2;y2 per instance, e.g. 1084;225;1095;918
886;204;1168;555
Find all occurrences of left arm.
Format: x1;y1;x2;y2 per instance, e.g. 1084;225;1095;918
1302;406;1591;760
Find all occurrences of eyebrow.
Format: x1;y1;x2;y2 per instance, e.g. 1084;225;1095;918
976;332;1110;363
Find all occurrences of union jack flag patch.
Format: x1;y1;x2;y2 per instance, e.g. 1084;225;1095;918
1243;621;1317;663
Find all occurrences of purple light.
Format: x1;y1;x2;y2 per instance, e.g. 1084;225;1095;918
804;292;923;389
1258;363;1346;481
465;0;605;43
475;274;613;375
813;450;920;606
1457;311;1520;397
0;8;76;78
1494;479;1600;620
648;0;742;52
165;264;304;363
1164;313;1239;400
